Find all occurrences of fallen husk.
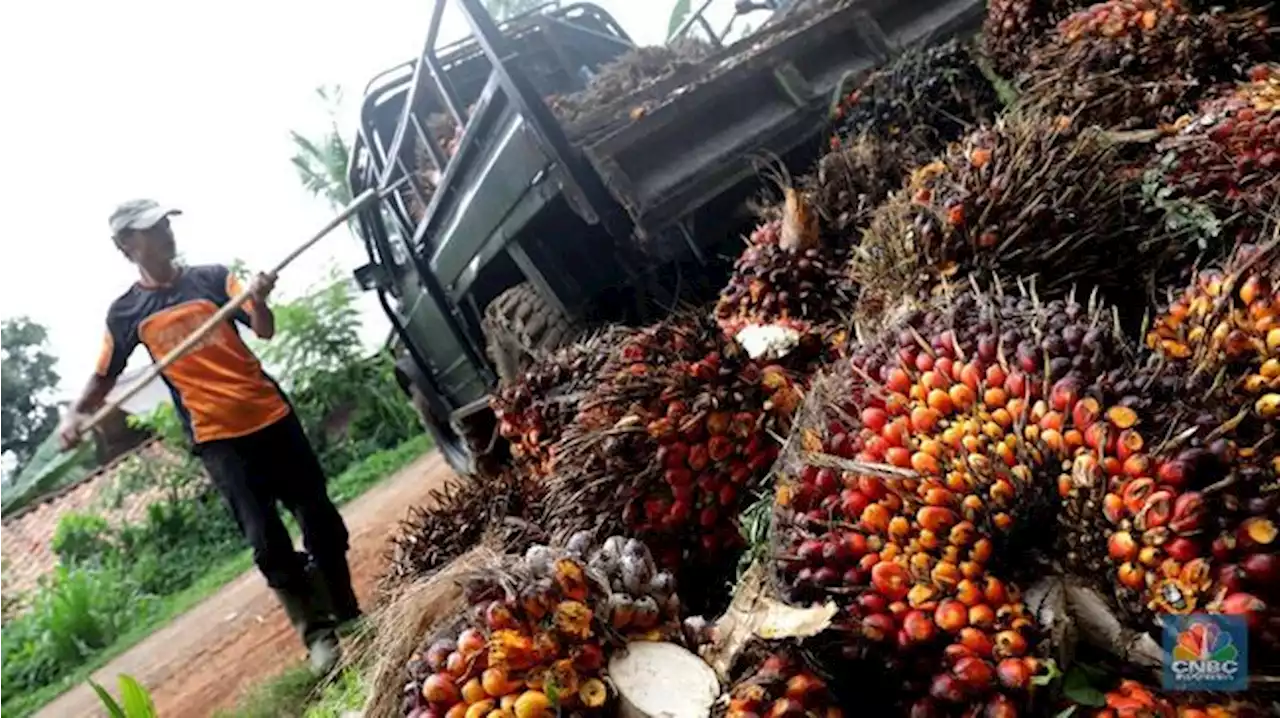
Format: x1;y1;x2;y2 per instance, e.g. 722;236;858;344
362;547;493;718
1019;0;1277;130
850;110;1186;328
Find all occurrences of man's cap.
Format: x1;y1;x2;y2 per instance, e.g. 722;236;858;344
109;199;182;237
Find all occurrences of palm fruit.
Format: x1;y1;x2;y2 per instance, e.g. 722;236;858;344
1080;679;1265;717
382;469;545;596
773;282;1131;716
851;111;1178;327
543;314;802;608
805;134;930;240
831;39;1001;154
402;534;680;717
492;328;628;478
1072;242;1279;660
724;649;843;718
982;0;1086;77
1021;0;1275;131
715;189;854;360
1144;64;1280;248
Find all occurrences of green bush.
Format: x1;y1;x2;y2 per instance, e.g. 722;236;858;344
50;513;114;566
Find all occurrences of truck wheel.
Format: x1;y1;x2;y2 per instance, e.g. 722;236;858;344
482;282;576;384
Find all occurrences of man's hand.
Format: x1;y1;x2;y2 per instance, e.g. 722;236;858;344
57;411;89;451
249;271;277;303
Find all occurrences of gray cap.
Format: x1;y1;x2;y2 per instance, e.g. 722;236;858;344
109;199;181;237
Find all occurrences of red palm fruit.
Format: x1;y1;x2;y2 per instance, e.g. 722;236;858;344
784;673;824;701
719;483;737;507
814;468;839;495
1121;478;1156;515
663;442;690;469
1118;562;1145;590
871;561;910;600
934;600;969;632
688;444;710;471
859;476;886;501
952;656;994;689
887;368;912;393
766;698;805;718
861;504;891;533
984;694;1018;718
1216;564;1248;595
1084;423;1112;452
1242;553;1279;585
958;627;993;657
1005;371;1027;399
918;506;958;532
706;411;731;436
995;658;1032;689
665;468;693;487
1050;379;1078;412
886;447;912;468
861;407;889;432
1220;592;1266;630
1102;493;1126;524
1114;430;1144;463
929;674;965;704
1238;517;1277;550
1071;397;1100;429
994;630;1028;658
1164;537;1199;562
1169;492;1206;534
841;489;870;519
955;580;983;607
858;592;888;615
1108;531;1139;562
942;643;973;665
861;613;896;641
708;436;734;462
903;609;938;643
1156;459;1189;489
969;604;995;629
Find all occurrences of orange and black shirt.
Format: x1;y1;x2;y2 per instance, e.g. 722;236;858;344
96;264;291;445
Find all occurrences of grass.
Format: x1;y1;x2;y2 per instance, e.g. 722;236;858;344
4;435;430;717
214;664;367;718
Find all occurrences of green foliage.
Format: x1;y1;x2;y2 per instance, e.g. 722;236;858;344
126;402;188;450
2;316;63;473
290;85;352;212
90;674;157;718
51;513;114;566
667;0;693;40
1;431;96;517
216;664;368;718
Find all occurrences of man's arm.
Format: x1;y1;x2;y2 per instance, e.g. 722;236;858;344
57;373;118;449
246;272;276;340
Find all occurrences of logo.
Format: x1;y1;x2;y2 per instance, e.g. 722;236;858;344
1162;614;1248;691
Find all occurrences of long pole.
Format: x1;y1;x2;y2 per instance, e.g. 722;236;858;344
78;187;383;436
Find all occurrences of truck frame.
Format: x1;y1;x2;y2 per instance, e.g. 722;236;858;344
347;0;982;475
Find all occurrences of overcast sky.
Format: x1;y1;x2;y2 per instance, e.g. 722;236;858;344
0;0;701;401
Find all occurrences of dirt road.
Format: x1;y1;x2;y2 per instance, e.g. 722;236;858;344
37;451;454;718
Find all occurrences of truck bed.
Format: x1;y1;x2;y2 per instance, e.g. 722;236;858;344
569;0;984;236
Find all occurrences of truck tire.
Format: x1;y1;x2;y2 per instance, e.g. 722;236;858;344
482;282;576;384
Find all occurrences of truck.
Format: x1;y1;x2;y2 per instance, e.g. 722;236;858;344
346;0;983;476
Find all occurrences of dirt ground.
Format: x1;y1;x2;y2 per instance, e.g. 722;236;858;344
36;451;454;718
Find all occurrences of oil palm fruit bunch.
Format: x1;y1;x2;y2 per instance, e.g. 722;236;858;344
1144;64;1280;247
492;329;628;479
402;533;680;718
982;0;1086;77
544;315;802;594
831;39;1000;156
1071;243;1280;658
723;649;843;718
805;134;929;241
1081;679;1264;717
715;189;854;360
383;470;545;596
773;283;1131;717
1021;0;1276;131
851;112;1175;327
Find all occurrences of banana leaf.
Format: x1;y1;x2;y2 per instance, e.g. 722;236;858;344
1;431;94;516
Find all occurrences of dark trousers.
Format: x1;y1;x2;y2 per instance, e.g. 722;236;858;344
196;412;349;591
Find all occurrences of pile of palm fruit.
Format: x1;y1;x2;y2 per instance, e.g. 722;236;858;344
400;533;683;718
1018;0;1275;130
376;0;1280;713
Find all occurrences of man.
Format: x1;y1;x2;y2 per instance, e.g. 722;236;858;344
57;199;360;673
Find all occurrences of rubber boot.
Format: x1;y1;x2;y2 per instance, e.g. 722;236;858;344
313;555;362;629
273;581;341;675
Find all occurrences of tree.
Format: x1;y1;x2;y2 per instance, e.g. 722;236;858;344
1;317;62;470
289;85;352;212
482;0;544;21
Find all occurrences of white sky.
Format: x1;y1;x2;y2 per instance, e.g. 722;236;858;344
0;0;758;402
